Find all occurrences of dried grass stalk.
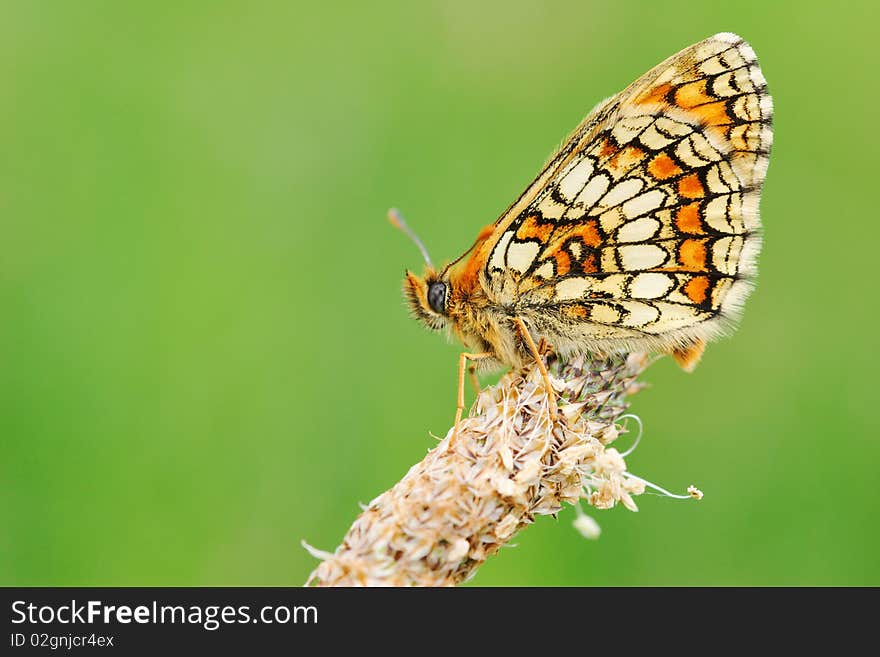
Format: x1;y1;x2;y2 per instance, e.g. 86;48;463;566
305;352;653;587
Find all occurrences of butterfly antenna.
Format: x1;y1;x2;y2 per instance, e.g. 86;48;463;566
388;208;434;269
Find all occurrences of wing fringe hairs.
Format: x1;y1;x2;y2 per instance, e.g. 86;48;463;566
305;352;655;587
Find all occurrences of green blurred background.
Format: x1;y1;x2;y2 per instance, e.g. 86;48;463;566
2;1;878;586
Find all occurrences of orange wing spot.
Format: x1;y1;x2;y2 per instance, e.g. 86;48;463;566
516;214;554;243
566;305;589;319
598;137;618;158
573;219;602;248
678;239;707;271
670;79;731;127
674;79;713;109
675;203;704;234
636;83;672;106
553;249;571;277
582;253;598;274
647;152;682;180
683;275;710;304
691;100;731;127
678;173;705;199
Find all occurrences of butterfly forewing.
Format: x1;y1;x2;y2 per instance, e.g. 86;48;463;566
480;33;772;352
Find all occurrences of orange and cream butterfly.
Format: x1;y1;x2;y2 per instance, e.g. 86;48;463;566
391;33;772;426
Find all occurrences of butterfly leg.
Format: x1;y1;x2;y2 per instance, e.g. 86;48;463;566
467;365;481;397
512;317;558;422
454;352;493;437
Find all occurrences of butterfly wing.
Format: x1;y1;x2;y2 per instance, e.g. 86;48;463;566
479;32;772;354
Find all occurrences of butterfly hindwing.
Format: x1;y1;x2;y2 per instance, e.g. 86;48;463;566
481;33;772;350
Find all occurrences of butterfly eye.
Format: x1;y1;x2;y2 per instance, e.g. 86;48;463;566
427;282;447;314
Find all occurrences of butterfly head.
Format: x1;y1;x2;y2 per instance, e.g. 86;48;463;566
388;208;452;331
404;268;449;331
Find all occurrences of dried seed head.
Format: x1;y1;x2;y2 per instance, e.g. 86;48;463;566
305;352;696;587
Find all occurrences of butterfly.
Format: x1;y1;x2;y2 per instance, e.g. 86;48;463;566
392;32;772;427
